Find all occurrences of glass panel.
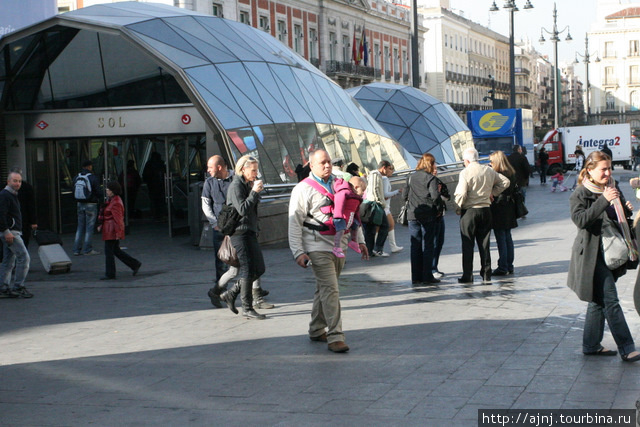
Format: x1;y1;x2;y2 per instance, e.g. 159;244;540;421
244;63;295;123
361;132;381;173
195;17;266;62
216;63;272;124
187;69;249;129
316;124;339;161
270;65;314;123
380;137;410;171
166;136;189;233
134;33;211;68
335;126;354;164
127;20;206;59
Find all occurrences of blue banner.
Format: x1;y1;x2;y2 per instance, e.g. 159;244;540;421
467;109;517;138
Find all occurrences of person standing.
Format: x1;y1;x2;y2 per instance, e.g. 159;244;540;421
9;167;37;248
601;143;613;170
507;145;531;202
72;160;102;256
489;151;518;276
382;162;403;253
219;155;267;320
538;147;549;184
0;171;33;298
288;150;369;353
432;170;450;279
97;181;141;280
568;151;640;362
364;160;392;257
454;148;510;283
571;146;586;191
404;153;443;284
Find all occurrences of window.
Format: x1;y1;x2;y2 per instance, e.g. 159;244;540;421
212;3;222;17
259;16;269;32
631;91;640;110
239;11;250;25
631;65;640;84
403;50;408;75
605;66;615;85
605;41;615;58
606;91;616;110
309;28;317;60
444;34;448;47
374;43;380;69
342;35;350;62
329;32;337;61
277;20;286;42
631;40;639;56
293;24;302;54
384;46;390;72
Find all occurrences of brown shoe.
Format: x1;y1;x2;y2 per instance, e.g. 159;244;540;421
309;332;328;342
328;341;349;353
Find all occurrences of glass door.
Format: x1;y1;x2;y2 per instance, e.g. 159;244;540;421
165;136;189;236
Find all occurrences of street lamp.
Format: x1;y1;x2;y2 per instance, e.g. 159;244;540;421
539;2;572;129
489;0;534;109
574;33;600;123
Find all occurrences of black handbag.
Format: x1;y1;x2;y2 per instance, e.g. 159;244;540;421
217;204;242;236
513;187;528;219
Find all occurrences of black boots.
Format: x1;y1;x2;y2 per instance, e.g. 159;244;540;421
220;281;241;314
207;283;223;308
243;309;266;320
252;288;274;309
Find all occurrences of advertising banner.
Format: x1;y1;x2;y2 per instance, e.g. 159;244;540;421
467;109;517;138
0;0;57;37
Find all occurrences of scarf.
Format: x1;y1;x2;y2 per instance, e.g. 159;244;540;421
583;176;638;262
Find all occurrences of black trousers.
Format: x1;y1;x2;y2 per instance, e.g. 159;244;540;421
104;240;140;279
364;214;389;253
230;231;265;310
459;207;492;280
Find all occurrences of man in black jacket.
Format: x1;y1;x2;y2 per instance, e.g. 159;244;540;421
0;171;33;298
508;145;531;202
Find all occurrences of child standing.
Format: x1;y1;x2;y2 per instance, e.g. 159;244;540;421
332;176;367;258
550;171;567;192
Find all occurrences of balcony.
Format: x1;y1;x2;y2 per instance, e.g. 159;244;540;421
515;85;530;93
603;78;618;86
514;67;530;75
403;74;409;83
385;70;391;80
394;72;400;82
325;60;375;80
374;68;381;79
629;79;640;86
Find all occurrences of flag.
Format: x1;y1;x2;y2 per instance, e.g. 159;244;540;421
352;28;358;64
361;28;368;66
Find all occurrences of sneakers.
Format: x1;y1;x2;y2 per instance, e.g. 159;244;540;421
85;250;100;256
372;250;389;257
390;245;404;253
332;246;345;258
347;240;361;254
432;271;444;279
12;287;33;298
0;286;18;298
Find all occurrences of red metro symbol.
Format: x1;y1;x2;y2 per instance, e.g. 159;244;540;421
181;114;191;125
36;121;49;130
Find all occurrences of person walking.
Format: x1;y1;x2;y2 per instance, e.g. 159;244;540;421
538;147;549;185
72;160;102;256
570;146;586;191
454;148;510;283
568;151;640;362
219;155;267;320
364;160;392;257
0;171;33;298
507;145;530;202
404;153;443;284
97;181;141;280
489;151;518;276
288;150;368;353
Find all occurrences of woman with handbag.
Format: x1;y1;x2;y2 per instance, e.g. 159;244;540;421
404;153;443;284
568;151;640;362
96;181;141;280
489;151;518;276
219;155;267;320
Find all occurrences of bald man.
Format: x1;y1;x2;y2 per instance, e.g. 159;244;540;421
288;150;368;353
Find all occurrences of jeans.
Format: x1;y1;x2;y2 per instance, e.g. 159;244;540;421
409;220;436;282
364;214;389;253
230;231;265;311
307;250;346;344
432;216;445;273
459;207;492;279
212;228;229;282
73;203;98;254
104;240;140;279
0;232;30;289
493;228;514;273
583;253;636;356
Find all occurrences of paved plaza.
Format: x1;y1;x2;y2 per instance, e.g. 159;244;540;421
2;171;640;426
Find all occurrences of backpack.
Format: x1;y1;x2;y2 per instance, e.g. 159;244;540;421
74;173;92;201
217;203;242;236
302;177;342;235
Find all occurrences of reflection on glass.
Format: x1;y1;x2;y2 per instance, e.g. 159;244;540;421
334;126;353;164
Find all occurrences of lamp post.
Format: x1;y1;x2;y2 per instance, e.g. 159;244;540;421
539;2;572;129
489;0;534;109
575;33;600;123
411;0;420;88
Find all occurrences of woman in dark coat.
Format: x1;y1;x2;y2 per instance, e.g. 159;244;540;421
404;153;443;284
220;155;266;320
97;181;141;280
489;151;518;276
568;151;640;362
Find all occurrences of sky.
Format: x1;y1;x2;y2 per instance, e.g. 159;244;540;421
448;0;603;81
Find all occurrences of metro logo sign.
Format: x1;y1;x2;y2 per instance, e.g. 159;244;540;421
36;121;49;130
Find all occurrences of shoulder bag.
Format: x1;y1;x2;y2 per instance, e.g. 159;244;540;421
513;185;528;219
602;216;630;270
217;235;239;267
217;204;242;236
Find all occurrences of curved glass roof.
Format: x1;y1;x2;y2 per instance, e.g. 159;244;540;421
0;2;412;183
347;83;475;164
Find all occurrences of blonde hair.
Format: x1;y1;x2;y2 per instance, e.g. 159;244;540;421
578;151;610;185
234;155;259;175
416;153;437;174
489;151;515;177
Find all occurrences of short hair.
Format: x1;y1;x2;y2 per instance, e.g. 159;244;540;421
82;160;93;168
463;148;479;162
345;162;360;176
6;171;21;181
416;153;436;174
512;145;521;153
234;155;259;175
209;155;227;168
378;160;392;170
107;180;122;196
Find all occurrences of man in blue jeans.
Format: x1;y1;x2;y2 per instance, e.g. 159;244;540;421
0;171;33;298
72;160;102;256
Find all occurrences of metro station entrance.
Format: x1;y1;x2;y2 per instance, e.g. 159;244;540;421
26;134;206;237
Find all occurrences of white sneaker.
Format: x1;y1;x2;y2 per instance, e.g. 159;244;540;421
373;250;390;257
390;245;404;253
433;271;444;279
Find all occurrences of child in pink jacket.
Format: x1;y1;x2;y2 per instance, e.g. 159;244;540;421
332;176;367;258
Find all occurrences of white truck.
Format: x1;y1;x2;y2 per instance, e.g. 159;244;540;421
540;123;633;173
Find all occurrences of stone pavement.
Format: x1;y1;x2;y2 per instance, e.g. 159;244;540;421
2;170;640;426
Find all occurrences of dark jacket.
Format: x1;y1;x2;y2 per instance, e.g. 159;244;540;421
404;170;442;223
226;174;260;234
201;170;235;226
539;151;549;166
0;187;22;232
491;174;518;230
507;152;531;187
567;181;630;302
18;180;36;231
75;168;102;203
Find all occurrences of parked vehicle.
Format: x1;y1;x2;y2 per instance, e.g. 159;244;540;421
467;108;534;166
540;123;632;174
